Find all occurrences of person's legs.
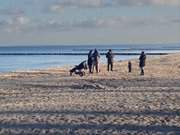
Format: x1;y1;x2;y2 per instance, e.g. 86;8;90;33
128;65;131;72
107;63;110;71
111;62;113;71
92;64;94;73
96;64;99;73
140;67;144;75
142;68;144;75
90;64;93;73
94;61;99;73
88;65;90;73
88;64;92;73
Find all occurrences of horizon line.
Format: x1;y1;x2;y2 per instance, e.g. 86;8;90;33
0;43;179;47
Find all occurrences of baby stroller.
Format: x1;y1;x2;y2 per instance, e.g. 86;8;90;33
70;61;87;76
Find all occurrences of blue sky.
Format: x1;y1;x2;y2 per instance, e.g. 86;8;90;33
0;0;180;45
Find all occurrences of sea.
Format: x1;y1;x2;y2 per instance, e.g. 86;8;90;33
0;44;180;72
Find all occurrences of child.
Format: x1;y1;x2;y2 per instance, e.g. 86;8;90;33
128;61;132;73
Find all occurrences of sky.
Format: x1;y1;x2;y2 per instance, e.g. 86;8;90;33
0;0;180;46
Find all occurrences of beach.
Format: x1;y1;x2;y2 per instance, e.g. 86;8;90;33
0;53;180;134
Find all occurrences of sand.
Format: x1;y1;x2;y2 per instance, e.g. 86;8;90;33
0;53;180;135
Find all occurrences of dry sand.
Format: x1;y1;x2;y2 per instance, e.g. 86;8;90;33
0;53;180;135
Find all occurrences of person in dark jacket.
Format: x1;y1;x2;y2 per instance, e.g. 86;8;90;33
106;49;114;71
139;51;146;75
87;50;93;73
93;49;100;73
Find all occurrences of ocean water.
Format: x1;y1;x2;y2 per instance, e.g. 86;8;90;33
0;44;180;72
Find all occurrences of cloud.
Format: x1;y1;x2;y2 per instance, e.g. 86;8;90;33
31;16;180;33
1;14;179;33
14;16;30;25
0;16;31;33
54;0;106;8
171;18;180;23
0;20;8;29
150;0;179;6
48;0;180;9
0;8;24;16
73;16;180;29
112;0;180;6
48;5;64;13
34;17;125;32
72;17;127;28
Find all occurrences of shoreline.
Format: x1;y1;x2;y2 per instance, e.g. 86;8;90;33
0;52;178;74
0;53;179;79
0;52;169;55
0;53;154;75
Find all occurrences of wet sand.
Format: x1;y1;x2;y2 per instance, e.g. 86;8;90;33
0;53;180;134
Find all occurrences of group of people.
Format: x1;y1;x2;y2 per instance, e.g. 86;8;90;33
87;49;100;73
70;49;146;76
87;49;114;74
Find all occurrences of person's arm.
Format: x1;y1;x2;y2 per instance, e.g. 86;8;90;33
98;53;100;58
139;54;143;60
106;53;108;58
112;53;114;58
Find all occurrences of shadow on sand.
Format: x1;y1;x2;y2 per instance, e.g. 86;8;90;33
0;110;180;133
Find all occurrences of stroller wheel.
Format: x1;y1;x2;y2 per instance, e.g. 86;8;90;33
79;71;85;77
79;72;83;77
80;71;86;77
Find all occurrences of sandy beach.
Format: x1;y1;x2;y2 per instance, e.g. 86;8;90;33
0;53;180;135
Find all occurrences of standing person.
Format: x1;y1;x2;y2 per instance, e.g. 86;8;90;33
87;50;93;73
106;49;114;71
93;49;100;73
128;61;132;73
139;51;146;75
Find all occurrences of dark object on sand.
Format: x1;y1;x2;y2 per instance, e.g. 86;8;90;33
106;49;114;71
128;61;132;73
70;61;87;76
139;51;146;75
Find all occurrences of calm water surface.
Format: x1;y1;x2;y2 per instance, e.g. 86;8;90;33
0;44;180;72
